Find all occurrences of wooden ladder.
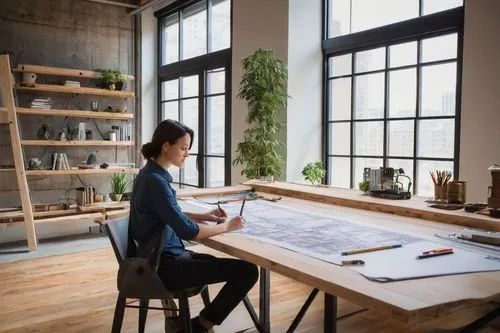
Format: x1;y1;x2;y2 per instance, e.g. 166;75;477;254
0;54;37;251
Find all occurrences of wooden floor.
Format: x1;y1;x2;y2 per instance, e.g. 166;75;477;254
0;245;499;333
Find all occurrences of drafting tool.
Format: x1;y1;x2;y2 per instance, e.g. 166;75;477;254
422;247;453;254
341;244;402;256
342;260;365;265
239;197;247;216
417;250;454;259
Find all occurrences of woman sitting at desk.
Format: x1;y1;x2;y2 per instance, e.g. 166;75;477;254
130;119;258;333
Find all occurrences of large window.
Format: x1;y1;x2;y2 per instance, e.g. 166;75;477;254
157;0;231;189
324;1;463;196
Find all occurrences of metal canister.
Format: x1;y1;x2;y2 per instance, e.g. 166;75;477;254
447;181;467;204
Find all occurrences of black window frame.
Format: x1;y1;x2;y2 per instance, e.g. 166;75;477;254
322;3;464;194
156;0;232;189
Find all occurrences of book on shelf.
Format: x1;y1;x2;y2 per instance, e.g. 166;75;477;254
52;153;71;170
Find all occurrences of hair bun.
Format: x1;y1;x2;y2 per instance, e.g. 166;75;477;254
141;142;154;159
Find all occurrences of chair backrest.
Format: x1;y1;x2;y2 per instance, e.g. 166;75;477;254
104;216;130;264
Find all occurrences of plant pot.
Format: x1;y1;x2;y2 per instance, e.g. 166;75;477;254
110;193;122;202
115;81;125;91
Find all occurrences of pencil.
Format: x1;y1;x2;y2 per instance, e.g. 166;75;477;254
341;244;402;256
217;202;222;215
239;197;246;216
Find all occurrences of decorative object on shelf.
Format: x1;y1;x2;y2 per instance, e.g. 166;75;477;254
100;163;109;169
110;173;132;202
109;131;116;141
302;161;326;186
91;100;99;111
86;152;97;165
233;49;288;180
59;130;67;141
85;129;93;140
77;122;86;141
36;119;54;140
22;72;37;87
27;158;42;170
66;123;79;140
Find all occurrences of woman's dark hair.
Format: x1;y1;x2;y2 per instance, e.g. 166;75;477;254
141;119;194;159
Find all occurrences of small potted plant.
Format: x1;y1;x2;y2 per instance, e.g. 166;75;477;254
99;70;117;90
113;70;126;91
36;119;53;140
110;173;132;202
358;180;370;193
302;161;326;186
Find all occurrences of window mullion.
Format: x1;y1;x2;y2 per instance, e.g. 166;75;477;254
413;38;422;194
383;45;389;168
207;0;212;53
350;53;355;189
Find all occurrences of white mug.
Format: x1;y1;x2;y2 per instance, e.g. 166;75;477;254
22;72;37;86
109;132;116;141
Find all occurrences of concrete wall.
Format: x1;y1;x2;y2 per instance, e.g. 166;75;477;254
0;0;135;243
460;0;500;202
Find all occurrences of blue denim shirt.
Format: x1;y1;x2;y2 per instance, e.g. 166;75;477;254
129;160;200;255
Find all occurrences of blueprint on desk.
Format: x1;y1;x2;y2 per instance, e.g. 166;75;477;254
180;199;500;282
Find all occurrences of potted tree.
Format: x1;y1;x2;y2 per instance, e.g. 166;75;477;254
233;49;288;181
302;161;326;186
110;173;132;202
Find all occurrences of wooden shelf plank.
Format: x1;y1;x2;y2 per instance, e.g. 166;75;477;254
25;168;139;176
16;83;134;98
21;140;134;146
13;64;134;80
16;107;133;120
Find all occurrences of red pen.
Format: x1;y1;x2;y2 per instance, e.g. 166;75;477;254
422;247;453;255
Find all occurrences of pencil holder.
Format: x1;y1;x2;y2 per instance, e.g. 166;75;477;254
434;184;447;201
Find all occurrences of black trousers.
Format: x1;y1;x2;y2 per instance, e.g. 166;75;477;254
158;250;259;325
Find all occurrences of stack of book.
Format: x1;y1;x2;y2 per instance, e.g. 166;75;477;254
64;80;80;88
111;123;133;141
52;153;71;170
30;98;51;109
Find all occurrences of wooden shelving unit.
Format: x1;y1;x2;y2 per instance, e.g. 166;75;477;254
21;140;134;146
13;64;135;81
0;58;138;250
25;168;139;176
16;83;135;98
16;107;133;120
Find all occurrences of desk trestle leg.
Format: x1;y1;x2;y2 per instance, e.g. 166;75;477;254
324;293;338;333
287;288;320;333
259;268;271;333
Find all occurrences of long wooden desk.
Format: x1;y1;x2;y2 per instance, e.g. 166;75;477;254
177;182;500;332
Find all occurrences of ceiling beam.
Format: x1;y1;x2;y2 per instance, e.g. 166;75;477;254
80;0;140;9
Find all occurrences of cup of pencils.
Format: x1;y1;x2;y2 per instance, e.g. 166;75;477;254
430;170;452;201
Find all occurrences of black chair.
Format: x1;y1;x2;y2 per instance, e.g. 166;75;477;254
104;216;210;333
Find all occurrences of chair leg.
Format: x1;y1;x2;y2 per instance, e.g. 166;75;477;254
112;296;126;333
200;286;210;307
139;299;149;333
179;294;192;333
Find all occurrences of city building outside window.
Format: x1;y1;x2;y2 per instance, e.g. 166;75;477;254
324;0;463;196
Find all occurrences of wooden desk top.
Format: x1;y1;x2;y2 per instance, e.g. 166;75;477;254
177;182;500;324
